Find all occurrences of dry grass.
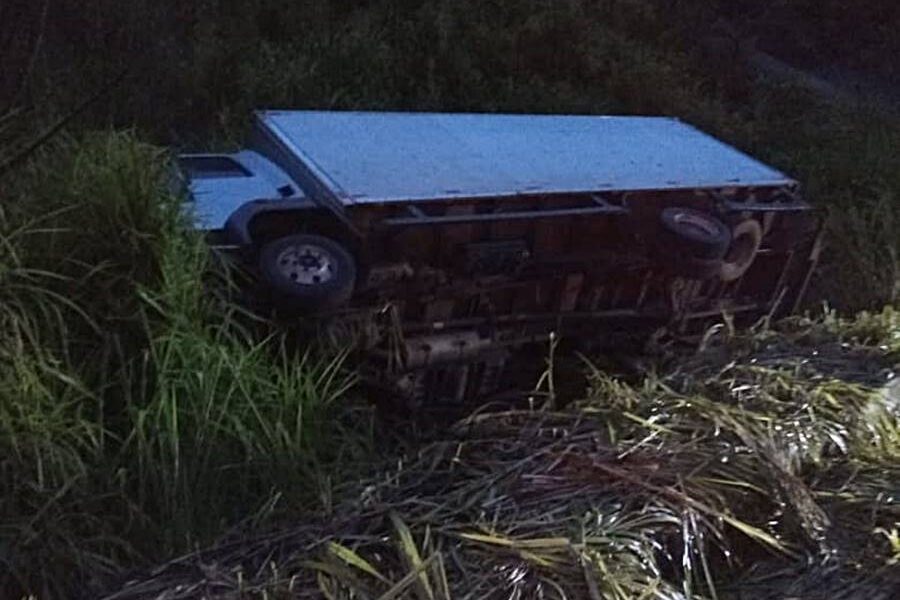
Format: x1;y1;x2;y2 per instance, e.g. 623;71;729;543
98;314;900;599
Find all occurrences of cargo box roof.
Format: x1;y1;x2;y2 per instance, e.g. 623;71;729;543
257;110;794;205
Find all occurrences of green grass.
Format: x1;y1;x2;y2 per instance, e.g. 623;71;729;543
0;133;369;598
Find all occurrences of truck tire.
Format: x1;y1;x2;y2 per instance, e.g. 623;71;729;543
653;207;731;279
720;219;762;282
258;234;356;311
658;207;732;260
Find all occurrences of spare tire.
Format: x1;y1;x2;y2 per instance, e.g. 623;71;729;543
259;233;356;311
720;219;762;282
658;207;731;260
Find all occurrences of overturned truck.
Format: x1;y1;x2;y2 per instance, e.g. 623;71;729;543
178;111;823;402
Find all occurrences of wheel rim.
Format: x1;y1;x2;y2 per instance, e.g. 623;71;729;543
276;243;336;285
725;232;757;265
720;220;763;282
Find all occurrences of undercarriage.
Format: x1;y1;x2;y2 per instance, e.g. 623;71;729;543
297;200;824;406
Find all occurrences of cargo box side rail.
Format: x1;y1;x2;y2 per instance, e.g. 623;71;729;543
378;185;813;228
713;187;811;213
380;193;629;227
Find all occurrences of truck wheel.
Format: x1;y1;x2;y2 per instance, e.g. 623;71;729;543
258;234;356;311
658;207;731;260
720;219;762;282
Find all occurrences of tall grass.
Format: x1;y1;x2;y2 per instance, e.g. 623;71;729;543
0;133;365;598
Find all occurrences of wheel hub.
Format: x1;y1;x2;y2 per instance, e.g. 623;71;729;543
276;244;336;285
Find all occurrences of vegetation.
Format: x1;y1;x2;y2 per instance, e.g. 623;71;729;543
1;0;899;598
0;135;368;597
98;314;900;599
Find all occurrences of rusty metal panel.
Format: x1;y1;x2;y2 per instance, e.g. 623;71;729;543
256;110;795;206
